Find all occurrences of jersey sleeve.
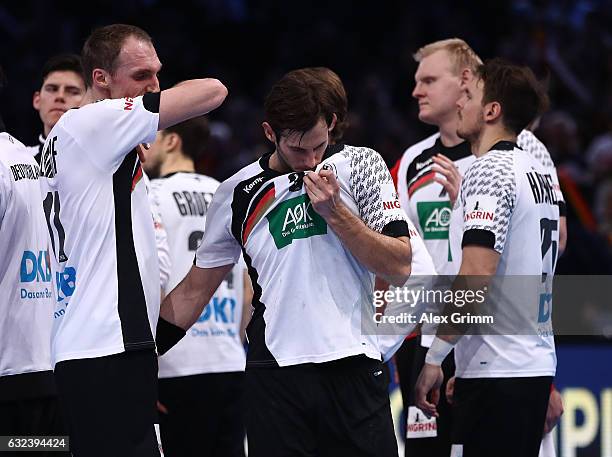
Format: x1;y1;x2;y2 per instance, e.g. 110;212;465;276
349;147;409;238
66;93;160;173
460;153;517;254
195;181;242;268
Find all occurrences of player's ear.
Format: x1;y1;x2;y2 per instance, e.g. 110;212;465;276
328;113;337;133
92;69;109;90
33;91;41;110
165;132;181;153
262;122;276;144
484;101;502;123
460;68;474;85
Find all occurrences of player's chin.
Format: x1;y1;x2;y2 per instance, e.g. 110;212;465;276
418;110;437;125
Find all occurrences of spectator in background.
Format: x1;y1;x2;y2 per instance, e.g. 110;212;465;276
27;54;85;163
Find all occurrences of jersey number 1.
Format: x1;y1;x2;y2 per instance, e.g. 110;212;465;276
43;191;68;263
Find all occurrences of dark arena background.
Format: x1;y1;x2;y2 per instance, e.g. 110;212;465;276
1;1;611;456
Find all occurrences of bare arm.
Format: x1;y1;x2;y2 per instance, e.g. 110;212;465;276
158;79;228;131
559;216;567;255
160;263;233;330
415;245;499;416
304;169;411;286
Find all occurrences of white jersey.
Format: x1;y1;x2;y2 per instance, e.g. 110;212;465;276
453;141;559;378
149;172;246;377
0;132;54;378
394;133;474;275
395;130;565;278
39;94;161;366
196;144;409;367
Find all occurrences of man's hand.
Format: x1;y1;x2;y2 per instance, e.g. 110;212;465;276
544;388;564;434
415;363;444;417
432;154;461;206
445;375;456;405
303;169;342;221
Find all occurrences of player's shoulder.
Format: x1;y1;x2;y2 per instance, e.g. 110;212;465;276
401;132;440;166
0;133;32;164
517;129;555;170
216;158;267;195
464;145;517;188
153;171;220;191
335;143;384;163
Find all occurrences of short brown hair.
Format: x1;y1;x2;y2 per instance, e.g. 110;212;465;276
414;38;482;75
163;116;210;162
81;24;152;87
301;67;348;143
264;67;340;139
477;58;549;135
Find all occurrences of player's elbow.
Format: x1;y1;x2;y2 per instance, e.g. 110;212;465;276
384;258;412;286
204;78;228;112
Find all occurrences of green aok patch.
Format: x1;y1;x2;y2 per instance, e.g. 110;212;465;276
417;201;451;240
266;194;327;249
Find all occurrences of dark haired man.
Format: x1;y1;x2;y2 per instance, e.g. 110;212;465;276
157;67;412;456
415;59;559;457
28;54;85;162
40;24;227;457
143;117;249;457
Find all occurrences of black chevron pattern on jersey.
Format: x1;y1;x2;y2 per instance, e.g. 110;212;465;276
461;149;517;253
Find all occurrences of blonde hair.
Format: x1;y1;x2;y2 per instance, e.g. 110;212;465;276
414;38;482;75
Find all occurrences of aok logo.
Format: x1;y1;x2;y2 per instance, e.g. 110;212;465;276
266;194;327;249
20;250;52;283
416;201;451;240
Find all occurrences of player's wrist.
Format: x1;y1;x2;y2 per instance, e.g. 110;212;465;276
425;337;454;366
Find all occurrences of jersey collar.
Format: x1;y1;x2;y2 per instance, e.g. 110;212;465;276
489;141;518;151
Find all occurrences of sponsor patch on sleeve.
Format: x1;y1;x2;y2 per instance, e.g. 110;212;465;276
463;195;497;228
380;182;402;212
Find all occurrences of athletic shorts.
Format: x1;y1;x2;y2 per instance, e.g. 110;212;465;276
54;350;160;457
245;355;398;457
158;371;245;457
451;376;553;457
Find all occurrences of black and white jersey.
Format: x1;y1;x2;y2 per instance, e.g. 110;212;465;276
395;133;474;275
196;144;409;367
149;172;246;377
39;94;161;366
396;131;565;277
0;132;54;378
454;142;559;378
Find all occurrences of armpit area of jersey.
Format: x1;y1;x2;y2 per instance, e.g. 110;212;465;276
462;228;495;250
382;220;410;238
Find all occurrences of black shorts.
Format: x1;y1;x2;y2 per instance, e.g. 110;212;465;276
54;350;160;457
245;355;397;457
452;376;553;457
158;371;245;457
395;336;455;457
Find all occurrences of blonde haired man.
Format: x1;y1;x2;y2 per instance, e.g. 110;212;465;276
390;38;565;457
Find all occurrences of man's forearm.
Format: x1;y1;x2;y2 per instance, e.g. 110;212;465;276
160;264;231;329
326;205;411;285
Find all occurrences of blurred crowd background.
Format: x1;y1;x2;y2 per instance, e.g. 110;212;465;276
1;0;612;276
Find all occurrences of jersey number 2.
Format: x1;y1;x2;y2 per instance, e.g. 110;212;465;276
43;191;68;262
